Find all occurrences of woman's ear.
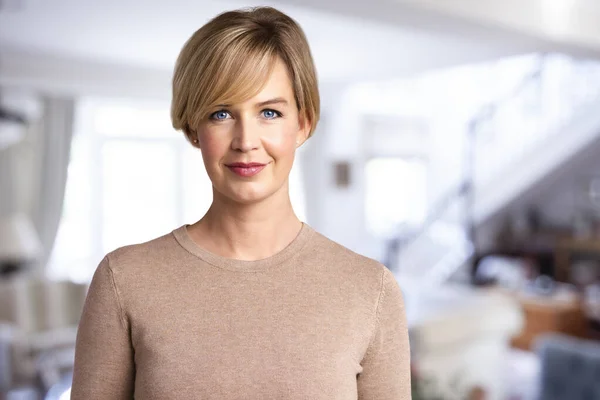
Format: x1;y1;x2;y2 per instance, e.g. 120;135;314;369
187;128;200;148
296;114;311;148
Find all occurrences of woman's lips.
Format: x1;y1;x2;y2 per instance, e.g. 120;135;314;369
226;163;267;177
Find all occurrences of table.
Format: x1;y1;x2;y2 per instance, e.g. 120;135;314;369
511;291;589;351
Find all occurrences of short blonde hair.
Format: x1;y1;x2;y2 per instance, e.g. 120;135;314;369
171;6;320;143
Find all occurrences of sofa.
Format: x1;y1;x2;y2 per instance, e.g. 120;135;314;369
535;333;600;400
0;276;87;394
399;276;524;400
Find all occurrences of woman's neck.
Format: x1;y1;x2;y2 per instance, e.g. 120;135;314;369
188;191;303;261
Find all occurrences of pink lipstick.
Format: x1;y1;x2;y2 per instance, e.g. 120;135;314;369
226;162;267;177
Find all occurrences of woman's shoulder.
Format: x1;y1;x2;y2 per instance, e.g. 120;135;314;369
307;229;387;279
305;229;399;310
100;228;181;275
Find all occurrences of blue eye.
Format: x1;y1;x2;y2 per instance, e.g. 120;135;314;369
210;110;230;120
262;109;281;119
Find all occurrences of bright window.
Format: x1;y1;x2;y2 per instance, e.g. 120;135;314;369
47;98;306;282
365;157;427;237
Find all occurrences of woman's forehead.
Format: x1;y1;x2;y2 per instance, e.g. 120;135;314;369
213;58;295;108
246;63;294;104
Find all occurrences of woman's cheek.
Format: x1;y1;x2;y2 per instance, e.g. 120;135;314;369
200;131;228;160
264;126;297;153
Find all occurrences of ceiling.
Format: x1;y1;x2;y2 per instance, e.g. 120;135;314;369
276;0;600;57
0;0;559;87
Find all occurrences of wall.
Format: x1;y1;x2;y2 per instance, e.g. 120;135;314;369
300;83;372;255
301;81;468;261
0;48;172;100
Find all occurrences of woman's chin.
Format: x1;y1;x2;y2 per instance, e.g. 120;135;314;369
212;177;287;206
223;186;273;205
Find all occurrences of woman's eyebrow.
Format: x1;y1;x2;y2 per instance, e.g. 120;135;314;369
256;97;288;107
213;97;289;109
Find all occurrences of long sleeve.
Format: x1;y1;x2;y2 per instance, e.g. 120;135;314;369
357;267;411;400
71;256;135;399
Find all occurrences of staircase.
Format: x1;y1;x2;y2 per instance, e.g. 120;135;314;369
389;53;600;288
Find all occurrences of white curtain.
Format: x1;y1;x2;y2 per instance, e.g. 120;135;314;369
11;96;75;275
0;147;16;216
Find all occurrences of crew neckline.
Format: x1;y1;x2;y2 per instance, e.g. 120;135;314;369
171;222;314;272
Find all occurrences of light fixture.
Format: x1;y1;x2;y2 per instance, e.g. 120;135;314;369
0;104;27;151
0;213;42;276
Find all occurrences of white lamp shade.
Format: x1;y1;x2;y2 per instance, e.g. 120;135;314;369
0;119;26;151
0;213;42;261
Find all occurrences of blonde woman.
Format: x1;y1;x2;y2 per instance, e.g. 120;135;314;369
71;6;410;399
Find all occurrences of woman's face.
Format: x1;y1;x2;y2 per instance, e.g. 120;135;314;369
194;58;310;205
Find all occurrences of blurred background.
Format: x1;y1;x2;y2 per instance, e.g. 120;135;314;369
2;0;600;399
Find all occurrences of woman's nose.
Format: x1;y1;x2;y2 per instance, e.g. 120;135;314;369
231;119;260;152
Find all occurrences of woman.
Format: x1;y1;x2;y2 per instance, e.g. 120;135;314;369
71;6;410;399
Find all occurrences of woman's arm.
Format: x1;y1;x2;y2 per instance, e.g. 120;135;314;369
357;267;411;400
71;256;135;399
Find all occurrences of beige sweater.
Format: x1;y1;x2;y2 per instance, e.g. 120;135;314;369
71;223;411;399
